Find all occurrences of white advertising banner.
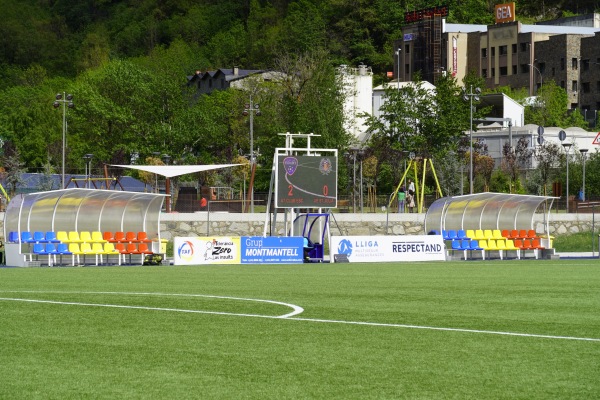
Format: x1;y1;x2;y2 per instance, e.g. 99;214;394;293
330;235;446;263
174;236;241;265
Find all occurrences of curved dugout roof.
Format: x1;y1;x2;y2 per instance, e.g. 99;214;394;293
424;192;558;233
4;189;166;240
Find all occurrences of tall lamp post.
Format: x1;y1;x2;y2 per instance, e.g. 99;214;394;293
53;93;74;188
528;63;543;95
562;143;572;212
243;96;261;213
395;47;401;89
463;85;481;194
163;154;171;213
83;153;93;189
580;149;588;201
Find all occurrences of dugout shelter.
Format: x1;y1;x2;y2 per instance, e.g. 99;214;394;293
3;188;166;266
424;192;558;235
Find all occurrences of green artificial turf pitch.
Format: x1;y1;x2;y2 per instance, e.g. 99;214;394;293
1;260;599;399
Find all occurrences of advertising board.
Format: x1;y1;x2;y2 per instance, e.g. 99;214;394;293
330;235;446;263
173;236;305;265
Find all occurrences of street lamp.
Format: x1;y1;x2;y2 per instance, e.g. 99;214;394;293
83;153;93;189
162;154;171;213
580;149;588;201
463;85;481;194
53;93;74;188
562;143;572;212
528;64;543;95
243;95;261;213
395;47;401;89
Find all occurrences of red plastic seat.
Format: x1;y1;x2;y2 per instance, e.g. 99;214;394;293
137;231;152;243
125;231;138;242
103;231;114;241
113;231;126;242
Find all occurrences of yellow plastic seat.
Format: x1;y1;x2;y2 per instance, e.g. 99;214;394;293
504;239;520;259
79;231;92;243
466;229;476;240
56;231;69;243
68;231;83;243
473;230;485;240
103;242;122;265
492;230;504;240
92;231;108;243
483;229;494;239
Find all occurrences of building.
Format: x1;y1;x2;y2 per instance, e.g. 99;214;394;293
397;5;600;122
338;64;373;143
187;67;282;95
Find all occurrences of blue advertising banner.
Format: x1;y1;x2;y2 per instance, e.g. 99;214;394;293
241;236;304;264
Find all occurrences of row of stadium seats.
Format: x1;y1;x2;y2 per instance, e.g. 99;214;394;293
9;230;152;245
449;238;545;260
442;229;540;242
30;241;153;266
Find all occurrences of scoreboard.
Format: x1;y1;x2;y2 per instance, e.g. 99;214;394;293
275;155;337;208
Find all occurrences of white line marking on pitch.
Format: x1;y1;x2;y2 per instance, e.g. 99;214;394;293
0;291;303;319
1;291;598;342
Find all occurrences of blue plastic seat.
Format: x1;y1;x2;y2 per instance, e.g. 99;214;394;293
8;231;19;243
33;231;46;243
446;230;457;240
45;231;61;243
21;231;34;243
456;230;467;240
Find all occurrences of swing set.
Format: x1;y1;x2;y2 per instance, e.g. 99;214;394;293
388;157;444;213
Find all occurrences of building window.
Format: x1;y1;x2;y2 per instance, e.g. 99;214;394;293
482;69;487;77
561;81;565;88
583;82;590;93
572;58;578;69
481;48;487;58
572;80;578;92
405;44;410;54
596;81;600;91
512;65;517;74
491;47;496;57
491;68;495;77
520;42;528;52
582;59;590;70
499;45;508;56
405;64;409;74
512;44;517;54
500;66;508;76
520;64;529;73
539;62;546;73
561;58;565;70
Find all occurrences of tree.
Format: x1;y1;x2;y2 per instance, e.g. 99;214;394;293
530;141;562;196
525;80;587;128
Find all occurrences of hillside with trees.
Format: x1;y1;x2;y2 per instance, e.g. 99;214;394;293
0;0;598;198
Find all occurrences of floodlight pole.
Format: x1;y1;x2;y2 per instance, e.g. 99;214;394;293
463;85;481;194
53;92;74;188
243;95;261;213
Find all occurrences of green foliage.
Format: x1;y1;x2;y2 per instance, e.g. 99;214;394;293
525;80;587;128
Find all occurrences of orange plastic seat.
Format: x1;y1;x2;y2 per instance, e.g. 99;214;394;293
103;231;115;241
125;231;138;242
137;231;152;243
113;231;126;243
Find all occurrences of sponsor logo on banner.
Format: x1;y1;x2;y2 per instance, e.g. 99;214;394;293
331;235;446;262
177;240;195;262
241;236;303;264
173;237;240;265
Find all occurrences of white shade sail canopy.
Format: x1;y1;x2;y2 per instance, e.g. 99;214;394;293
110;164;241;178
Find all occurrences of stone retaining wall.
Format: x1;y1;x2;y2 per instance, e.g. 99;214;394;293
158;212;598;240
